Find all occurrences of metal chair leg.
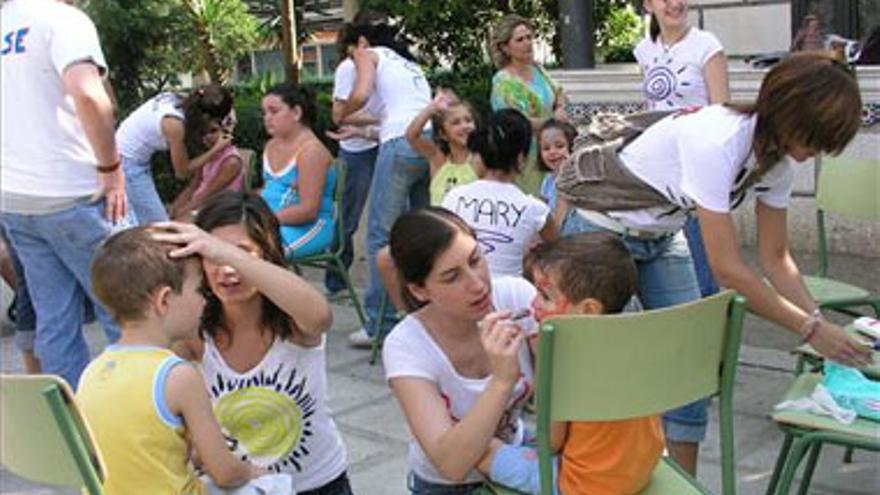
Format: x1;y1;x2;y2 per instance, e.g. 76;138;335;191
775;436;813;495
333;257;366;327
795;442;822;495
369;291;389;366
766;433;794;495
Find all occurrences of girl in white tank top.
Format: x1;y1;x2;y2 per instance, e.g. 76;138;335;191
174;192;351;494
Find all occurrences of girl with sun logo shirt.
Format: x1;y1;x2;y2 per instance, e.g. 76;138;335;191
174;191;352;495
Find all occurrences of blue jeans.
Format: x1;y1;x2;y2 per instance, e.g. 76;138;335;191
325;146;378;293
561;211;708;442
0;226;35;351
123;157;168;225
364;136;430;336
683;215;720;297
0;200;127;388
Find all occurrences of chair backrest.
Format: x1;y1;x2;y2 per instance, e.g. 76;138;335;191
237;147;256;192
816;157;880;222
536;291;744;422
533;291;746;495
0;374;105;494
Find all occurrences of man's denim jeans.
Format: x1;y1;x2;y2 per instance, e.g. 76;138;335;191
325;146;378;293
363;136;430;336
0;200;125;387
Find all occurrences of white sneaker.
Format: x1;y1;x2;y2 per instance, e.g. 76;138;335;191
347;328;373;349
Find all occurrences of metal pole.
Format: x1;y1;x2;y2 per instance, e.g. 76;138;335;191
559;0;594;68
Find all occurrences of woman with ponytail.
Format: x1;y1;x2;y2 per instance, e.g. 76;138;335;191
116;84;236;224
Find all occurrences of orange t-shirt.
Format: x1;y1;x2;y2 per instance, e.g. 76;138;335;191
558;416;664;495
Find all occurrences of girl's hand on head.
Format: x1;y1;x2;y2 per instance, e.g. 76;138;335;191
480;311;524;386
432;89;458;111
150;221;235;263
812;320;873;368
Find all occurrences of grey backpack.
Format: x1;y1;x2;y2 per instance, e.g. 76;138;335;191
556;110;675;212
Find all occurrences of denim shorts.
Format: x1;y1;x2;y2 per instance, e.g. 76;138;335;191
561;210;709;442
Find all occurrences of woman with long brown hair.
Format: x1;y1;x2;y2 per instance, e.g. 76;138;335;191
560;51;871;474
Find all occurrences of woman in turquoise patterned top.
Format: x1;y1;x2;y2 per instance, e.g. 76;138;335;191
489;14;568;195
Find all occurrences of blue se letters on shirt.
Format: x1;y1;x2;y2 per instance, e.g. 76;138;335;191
1;27;29;56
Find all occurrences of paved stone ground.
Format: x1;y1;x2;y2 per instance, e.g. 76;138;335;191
1;249;878;495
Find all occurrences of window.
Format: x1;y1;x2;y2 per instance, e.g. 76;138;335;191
793;0;878;40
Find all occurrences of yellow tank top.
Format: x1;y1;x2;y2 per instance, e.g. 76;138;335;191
430;159;479;205
77;346;204;495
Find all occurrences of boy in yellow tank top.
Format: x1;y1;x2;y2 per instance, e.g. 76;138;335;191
78;227;264;494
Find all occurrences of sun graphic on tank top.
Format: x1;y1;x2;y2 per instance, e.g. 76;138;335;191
209;365;317;472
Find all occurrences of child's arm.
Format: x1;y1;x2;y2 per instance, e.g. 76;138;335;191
189;155;244;208
162;117;231;179
406;93;449;174
165;363;262;487
538;212;559;242
169;177;199;220
550;197;569;230
338;44;378;121
153;223;333;345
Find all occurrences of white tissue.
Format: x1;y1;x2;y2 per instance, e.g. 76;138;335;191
774;383;857;425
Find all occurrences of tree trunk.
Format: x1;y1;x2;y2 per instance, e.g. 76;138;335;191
280;0;299;83
180;0;229;84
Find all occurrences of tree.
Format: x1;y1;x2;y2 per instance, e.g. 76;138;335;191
356;0;643;68
86;0;260;111
359;0;560;70
179;0;261;84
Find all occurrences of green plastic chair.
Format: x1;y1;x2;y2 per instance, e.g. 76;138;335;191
0;374;106;494
764;372;880;495
293;160;367;327
493;291;746;495
804;157;880;318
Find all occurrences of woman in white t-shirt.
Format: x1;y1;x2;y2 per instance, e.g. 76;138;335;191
336;20;434;345
116;84;236;224
382;207;537;493
442;109;557;277
562;54;870;397
632;0;730;472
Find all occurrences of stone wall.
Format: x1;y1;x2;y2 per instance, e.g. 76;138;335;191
688;0;793;57
550;65;880;257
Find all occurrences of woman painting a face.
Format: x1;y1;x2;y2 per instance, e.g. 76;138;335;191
381;207;538;494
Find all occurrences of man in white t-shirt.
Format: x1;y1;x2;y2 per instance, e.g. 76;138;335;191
0;0;127;388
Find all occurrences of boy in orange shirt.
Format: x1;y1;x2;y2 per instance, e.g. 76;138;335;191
482;232;664;494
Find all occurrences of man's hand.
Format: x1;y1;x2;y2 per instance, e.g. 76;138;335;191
98;168;127;223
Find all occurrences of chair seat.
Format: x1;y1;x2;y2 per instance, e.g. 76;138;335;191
639;458;712;495
804;276;873;306
770;373;880;440
483;457;711;495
